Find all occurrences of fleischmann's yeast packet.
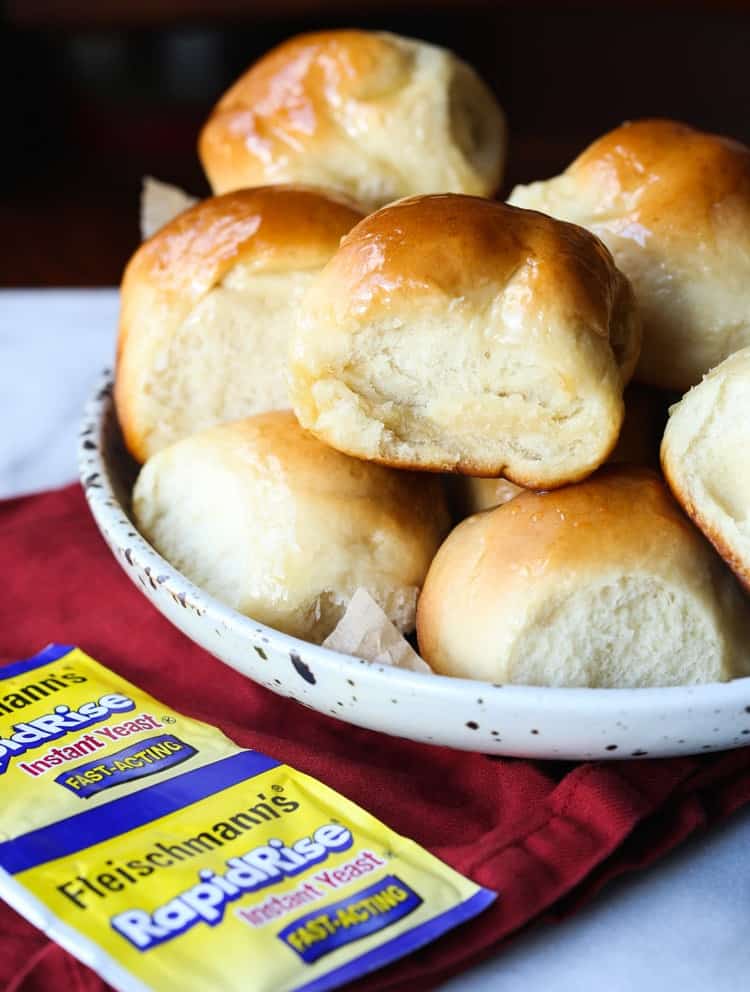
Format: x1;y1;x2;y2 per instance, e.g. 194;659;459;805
0;645;496;991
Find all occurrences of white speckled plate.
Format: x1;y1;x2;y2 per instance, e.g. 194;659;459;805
79;370;750;760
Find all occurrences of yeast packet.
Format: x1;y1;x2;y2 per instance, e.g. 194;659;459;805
0;645;495;991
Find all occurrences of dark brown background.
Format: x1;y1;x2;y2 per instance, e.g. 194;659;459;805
4;1;750;286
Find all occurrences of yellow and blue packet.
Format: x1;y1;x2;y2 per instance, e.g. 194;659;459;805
0;645;496;991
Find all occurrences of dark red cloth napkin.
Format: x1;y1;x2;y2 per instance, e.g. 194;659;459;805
2;484;750;992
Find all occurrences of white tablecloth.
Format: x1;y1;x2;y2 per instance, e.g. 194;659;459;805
1;289;749;990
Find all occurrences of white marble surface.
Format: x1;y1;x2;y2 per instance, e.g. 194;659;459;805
0;290;119;499
1;288;749;989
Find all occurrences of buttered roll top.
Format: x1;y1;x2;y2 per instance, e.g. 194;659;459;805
199;30;506;211
289;194;641;489
116;185;363;463
510;119;750;391
417;467;750;687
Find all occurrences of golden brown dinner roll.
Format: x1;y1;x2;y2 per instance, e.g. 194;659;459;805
199;30;505;211
509;119;750;392
455;383;669;515
133;411;450;642
662;347;750;593
417;467;750;687
289;194;641;489
116;186;363;463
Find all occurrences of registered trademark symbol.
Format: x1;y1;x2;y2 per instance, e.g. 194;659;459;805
161;715;176;724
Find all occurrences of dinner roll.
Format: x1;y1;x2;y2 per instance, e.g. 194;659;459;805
417;467;750;687
662;347;750;592
456;383;667;514
509;119;750;391
133;411;450;642
199;30;505;211
289;194;641;489
116;186;363;463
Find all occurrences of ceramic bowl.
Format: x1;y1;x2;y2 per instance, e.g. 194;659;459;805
79;370;750;760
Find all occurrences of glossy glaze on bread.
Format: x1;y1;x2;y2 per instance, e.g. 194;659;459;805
290;194;641;487
199;30;506;210
418;466;750;687
116;186;363;462
510;119;750;391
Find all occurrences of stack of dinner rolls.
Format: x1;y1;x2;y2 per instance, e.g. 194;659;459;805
116;29;750;687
